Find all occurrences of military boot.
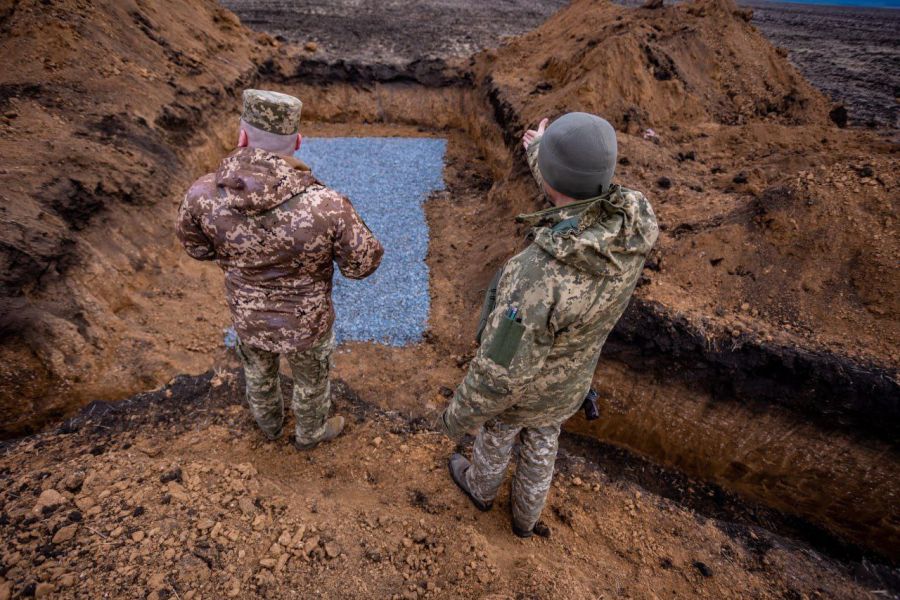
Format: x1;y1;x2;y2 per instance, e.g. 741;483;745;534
262;424;283;441
512;519;551;539
448;454;492;512
294;416;345;450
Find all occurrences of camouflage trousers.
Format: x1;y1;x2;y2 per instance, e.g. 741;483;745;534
236;331;335;446
464;419;561;531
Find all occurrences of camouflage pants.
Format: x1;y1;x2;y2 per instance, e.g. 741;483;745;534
464;419;561;531
236;331;335;446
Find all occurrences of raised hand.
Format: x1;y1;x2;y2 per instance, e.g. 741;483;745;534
522;118;549;150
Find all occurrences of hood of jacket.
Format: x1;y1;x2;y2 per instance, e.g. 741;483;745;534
214;147;316;215
516;185;659;277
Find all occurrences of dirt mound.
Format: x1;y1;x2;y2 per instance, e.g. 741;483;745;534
484;0;828;131
0;0;289;434
0;370;886;599
0;0;261;298
476;0;898;414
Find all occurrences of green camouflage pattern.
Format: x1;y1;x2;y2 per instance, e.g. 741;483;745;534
177;147;383;353
441;135;658;437
241;89;303;135
236;331;335;445
465;419;561;532
526;136;547;193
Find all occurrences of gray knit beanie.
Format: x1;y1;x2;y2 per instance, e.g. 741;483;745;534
537;112;617;200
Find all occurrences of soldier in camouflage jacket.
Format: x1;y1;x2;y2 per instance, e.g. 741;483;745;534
441;113;658;537
177;90;383;448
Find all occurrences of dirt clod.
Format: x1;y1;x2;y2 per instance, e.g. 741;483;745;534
33;490;66;516
693;560;714;577
159;468;182;484
52;525;77;545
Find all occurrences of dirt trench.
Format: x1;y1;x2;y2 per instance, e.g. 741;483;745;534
1;52;896;564
74;61;882;573
1;0;896;566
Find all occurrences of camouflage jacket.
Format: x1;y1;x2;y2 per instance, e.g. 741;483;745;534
441;138;658;435
176;147;383;353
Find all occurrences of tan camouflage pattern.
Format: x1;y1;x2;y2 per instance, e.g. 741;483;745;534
236;331;335;445
177;147;383;353
242;89;303;135
464;419;560;532
441;135;658;436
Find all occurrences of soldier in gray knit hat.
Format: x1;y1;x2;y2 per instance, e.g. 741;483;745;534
441;112;657;538
524;112;618;200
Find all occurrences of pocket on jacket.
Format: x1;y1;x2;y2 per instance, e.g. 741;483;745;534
486;317;526;368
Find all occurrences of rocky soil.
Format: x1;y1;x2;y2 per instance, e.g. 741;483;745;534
0;369;889;599
0;0;898;592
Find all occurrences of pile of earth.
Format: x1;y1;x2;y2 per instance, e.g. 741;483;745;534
473;0;897;370
0;0;293;433
0;368;886;599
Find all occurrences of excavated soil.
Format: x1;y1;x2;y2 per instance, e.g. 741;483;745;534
1;0;899;593
0;0;278;434
0;370;893;600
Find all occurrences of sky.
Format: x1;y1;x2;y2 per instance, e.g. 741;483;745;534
761;0;899;7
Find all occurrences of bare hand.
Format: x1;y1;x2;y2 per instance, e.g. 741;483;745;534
522;118;549;150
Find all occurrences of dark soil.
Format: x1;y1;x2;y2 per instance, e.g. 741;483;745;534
744;0;900;132
221;0;570;65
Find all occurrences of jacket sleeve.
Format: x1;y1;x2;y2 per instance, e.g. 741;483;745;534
440;259;558;439
333;196;384;279
526;136;545;193
175;197;216;261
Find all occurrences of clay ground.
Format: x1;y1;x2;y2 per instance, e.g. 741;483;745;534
0;372;884;600
1;0;899;596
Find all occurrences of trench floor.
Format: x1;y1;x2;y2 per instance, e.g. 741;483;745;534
297;136;447;345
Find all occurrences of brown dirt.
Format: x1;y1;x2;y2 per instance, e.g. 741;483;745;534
476;0;898;369
0;0;281;434
0;372;885;600
0;0;898;589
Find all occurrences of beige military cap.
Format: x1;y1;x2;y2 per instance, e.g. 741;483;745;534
241;89;303;135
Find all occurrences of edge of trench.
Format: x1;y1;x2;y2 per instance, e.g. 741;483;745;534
3;368;897;585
